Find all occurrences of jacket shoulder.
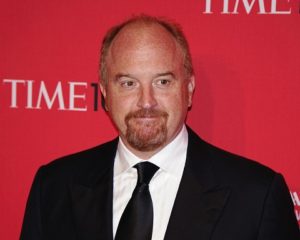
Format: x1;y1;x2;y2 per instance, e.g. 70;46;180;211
37;138;118;184
188;127;277;186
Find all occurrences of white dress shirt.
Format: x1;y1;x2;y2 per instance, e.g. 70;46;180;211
113;125;188;240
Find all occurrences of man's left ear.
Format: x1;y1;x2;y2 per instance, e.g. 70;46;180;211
187;75;195;107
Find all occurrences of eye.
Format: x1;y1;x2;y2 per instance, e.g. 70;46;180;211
120;79;137;88
155;79;171;87
159;79;170;85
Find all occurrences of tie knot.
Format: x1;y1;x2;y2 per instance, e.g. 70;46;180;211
134;162;159;185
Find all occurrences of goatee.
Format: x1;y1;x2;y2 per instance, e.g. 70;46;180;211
125;108;168;151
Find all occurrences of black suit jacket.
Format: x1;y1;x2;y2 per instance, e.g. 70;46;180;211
20;128;299;240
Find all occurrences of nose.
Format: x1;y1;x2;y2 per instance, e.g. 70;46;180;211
137;84;158;109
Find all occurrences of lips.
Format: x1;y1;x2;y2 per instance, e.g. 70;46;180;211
133;115;159;119
130;116;160;126
133;117;159;123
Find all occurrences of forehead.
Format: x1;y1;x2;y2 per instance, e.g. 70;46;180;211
111;22;178;50
106;23;183;71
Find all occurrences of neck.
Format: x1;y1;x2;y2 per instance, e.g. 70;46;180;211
119;126;184;160
121;141;166;160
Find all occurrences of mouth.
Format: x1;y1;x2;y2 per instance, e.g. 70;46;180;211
133;116;159;122
135;115;158;118
125;108;169;126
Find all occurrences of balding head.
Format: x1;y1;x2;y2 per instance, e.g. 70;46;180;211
100;15;194;86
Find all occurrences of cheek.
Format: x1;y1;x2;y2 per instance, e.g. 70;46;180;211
159;93;185;118
106;87;125;109
106;93;133;122
171;86;190;107
166;88;190;119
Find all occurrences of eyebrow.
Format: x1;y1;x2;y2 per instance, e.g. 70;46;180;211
114;71;176;81
154;71;175;78
115;73;135;80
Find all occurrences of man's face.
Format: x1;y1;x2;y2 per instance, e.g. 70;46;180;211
101;23;194;158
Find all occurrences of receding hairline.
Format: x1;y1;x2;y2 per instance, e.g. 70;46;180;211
107;22;184;64
100;15;194;85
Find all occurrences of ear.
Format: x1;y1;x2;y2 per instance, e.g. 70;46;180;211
100;82;106;97
99;82;109;111
187;75;195;107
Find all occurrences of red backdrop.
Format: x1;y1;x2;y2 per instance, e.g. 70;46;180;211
1;0;299;238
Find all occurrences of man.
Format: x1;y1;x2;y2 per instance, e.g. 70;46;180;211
21;15;299;240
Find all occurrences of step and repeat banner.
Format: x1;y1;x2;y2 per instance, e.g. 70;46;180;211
1;0;299;238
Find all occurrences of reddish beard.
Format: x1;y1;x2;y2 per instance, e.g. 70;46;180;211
125;108;169;151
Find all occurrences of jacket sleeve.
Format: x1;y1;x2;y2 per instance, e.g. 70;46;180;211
257;173;300;240
20;167;44;240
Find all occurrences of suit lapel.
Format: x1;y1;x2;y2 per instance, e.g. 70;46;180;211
68;129;230;240
164;129;231;240
70;139;118;240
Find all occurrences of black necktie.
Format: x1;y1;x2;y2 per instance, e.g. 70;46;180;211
115;162;159;240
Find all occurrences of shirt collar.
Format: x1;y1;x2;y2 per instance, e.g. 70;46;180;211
114;125;188;178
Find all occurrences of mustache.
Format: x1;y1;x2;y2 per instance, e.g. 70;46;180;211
125;108;168;121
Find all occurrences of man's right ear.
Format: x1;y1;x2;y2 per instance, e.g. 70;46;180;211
99;83;108;112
